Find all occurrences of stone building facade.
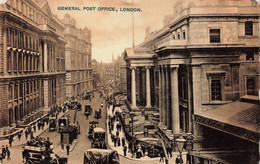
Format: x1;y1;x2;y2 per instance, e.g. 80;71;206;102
61;14;92;97
0;0;66;134
124;0;259;163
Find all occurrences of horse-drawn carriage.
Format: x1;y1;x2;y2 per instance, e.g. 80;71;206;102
22;138;68;164
89;127;107;149
94;109;102;119
85;105;92;116
49;117;57;131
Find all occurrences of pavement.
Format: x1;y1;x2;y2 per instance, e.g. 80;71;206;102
0;108;70;148
106;103;187;164
0;108;70;164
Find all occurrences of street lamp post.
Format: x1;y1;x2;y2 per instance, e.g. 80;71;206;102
176;135;186;164
130;111;135;158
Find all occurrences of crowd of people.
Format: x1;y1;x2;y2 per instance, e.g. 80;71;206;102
0;101;70;164
107;103;173;163
0;145;11;163
26;136;52;150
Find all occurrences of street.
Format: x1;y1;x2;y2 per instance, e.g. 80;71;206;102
1;92;107;164
41;92;107;163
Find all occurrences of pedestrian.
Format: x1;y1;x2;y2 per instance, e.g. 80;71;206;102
128;142;132;153
25;130;28;140
141;145;146;157
113;137;117;147
66;144;70;155
42;121;45;130
175;155;183;164
30;131;34;139
116;130;119;137
46;117;49;125
123;145;127;156
6;149;10;160
1;146;6;159
122;137;125;147
33;124;36;133
37;121;41;130
61;142;64;150
0;153;3;163
169;145;172;158
17;132;21;141
117;137;121;147
8;136;13;147
159;150;164;162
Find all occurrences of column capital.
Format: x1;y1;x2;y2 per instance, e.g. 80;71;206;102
145;66;151;69
130;66;136;70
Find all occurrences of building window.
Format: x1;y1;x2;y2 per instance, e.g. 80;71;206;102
246;78;255;95
207;72;226;102
13;52;17;72
7;51;12;72
211;79;222;101
182;31;186;40
246;51;254;61
209;29;220;43
177;33;180;40
245;21;253;35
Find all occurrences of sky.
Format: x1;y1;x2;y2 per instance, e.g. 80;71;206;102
47;0;176;63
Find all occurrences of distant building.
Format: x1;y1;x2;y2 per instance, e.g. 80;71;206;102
0;0;66;133
61;14;93;97
118;54;127;94
102;63;114;86
124;0;259;163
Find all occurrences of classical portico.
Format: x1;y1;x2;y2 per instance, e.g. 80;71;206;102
158;63;181;134
124;47;155;110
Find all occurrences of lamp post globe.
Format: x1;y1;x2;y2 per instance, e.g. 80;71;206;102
176;135;186;164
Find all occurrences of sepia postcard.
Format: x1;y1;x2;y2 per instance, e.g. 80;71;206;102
0;0;259;164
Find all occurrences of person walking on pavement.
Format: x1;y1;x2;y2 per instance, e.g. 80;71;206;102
6;149;10;160
25;130;28;140
61;142;64;150
8;136;13;147
66;144;70;155
33;124;36;133
122;137;125;147
17;132;21;141
159;150;164;162
30;130;34;139
1;146;6;159
123;145;127;156
0;153;3;164
117;137;121;147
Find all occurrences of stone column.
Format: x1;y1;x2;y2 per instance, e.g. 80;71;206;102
171;65;180;134
17;82;21;122
43;79;49;112
131;67;137;109
162;66;166;127
43;41;48;72
3;27;7;74
192;65;201;114
12;83;15;125
24;82;27;115
187;65;193;133
166;66;171;129
192;65;203;150
158;66;163;124
21;53;24;73
145;66;152;108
